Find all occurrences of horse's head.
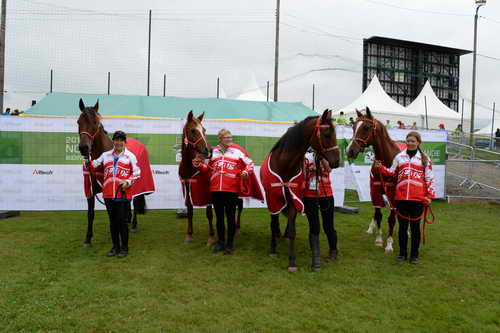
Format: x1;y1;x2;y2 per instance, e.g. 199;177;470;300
183;110;210;158
347;107;381;160
77;98;101;158
309;109;340;169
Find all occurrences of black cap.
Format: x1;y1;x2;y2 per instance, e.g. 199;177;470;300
112;130;127;141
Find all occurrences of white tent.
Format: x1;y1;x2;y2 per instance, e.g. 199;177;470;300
337;75;418;127
235;74;268;102
476;115;500;136
406;80;467;131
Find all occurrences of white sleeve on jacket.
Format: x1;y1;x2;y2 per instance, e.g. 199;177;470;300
91;152;105;169
424;159;436;199
126;153;141;186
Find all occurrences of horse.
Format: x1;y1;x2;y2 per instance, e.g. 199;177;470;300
78;99;147;248
260;109;341;272
178;111;217;245
346;107;403;252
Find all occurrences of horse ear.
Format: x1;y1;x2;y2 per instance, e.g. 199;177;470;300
79;98;85;112
321;109;331;122
187;110;194;121
365;106;372;119
356;109;363;118
94;99;99;111
197;112;205;122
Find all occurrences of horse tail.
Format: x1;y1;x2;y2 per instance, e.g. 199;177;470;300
133;194;147;215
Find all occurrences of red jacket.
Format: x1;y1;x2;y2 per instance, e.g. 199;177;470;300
304;152;333;198
90;148;141;200
196;144;254;193
379;150;435;203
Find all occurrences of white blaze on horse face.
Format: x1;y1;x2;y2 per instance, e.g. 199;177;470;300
347;120;363;153
194;122;208;148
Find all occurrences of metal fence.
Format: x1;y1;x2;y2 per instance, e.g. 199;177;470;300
446;140;500;200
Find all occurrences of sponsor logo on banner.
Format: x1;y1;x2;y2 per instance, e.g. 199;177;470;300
33;169;54;175
153;169;170;175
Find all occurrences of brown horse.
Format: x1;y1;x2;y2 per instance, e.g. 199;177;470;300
78;99;146;248
346;107;402;252
262;109;341;272
178;111;216;245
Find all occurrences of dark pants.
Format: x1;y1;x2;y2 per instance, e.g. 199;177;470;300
104;199;129;251
304;196;337;250
212;191;238;248
396;200;424;259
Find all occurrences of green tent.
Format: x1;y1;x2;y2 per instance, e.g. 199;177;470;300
25;93;317;122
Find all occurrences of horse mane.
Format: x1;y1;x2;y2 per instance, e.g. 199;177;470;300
271;116;318;153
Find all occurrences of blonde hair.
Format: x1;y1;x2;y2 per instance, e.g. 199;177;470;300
406;131;428;168
218;129;232;140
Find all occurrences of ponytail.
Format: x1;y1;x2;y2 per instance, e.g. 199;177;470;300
418;147;428;169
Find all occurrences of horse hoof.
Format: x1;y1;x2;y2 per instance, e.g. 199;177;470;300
130;228;138;233
375;242;384;248
269;252;278;258
83;242;92;248
288;266;299;273
311;266;321;273
206;238;217;247
184;238;193;244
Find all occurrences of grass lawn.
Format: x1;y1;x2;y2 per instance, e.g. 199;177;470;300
0;201;499;332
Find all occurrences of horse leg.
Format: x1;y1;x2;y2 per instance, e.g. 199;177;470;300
374;208;384;247
366;214;377;234
287;204;298;272
206;205;216;246
84;196;95;248
269;214;280;257
129;201;139;233
385;209;397;253
185;202;194;243
235;198;243;238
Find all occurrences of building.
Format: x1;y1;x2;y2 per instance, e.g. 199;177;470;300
362;36;471;111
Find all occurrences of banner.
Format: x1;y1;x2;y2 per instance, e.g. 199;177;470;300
0;118;446;211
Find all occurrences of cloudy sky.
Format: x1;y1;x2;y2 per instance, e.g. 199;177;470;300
4;0;500;125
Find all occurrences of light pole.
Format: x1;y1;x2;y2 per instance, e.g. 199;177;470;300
470;0;486;146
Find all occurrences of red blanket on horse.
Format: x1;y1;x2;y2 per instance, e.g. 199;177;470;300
180;170;212;207
370;142;406;209
260;153;306;215
83;137;155;199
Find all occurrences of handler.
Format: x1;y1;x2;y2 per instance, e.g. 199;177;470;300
193;129;254;255
89;130;141;258
303;150;338;270
374;131;435;264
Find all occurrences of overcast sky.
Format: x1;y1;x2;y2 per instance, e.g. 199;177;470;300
4;0;500;125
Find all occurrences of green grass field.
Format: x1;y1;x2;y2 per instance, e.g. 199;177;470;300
1;202;499;332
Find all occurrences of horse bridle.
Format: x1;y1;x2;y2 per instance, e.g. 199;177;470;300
311;116;339;156
183;125;208;155
352;116;377;151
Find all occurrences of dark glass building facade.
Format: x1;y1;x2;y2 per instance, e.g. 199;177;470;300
363;36;471;111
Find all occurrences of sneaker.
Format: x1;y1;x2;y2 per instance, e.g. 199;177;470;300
106;248;119;257
118;249;128;258
409;257;419;264
396;255;407;263
212;243;225;253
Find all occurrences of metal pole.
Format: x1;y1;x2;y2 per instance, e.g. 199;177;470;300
163;74;166;97
216;77;219;99
312;84;315;111
470;4;484;146
107;72;110;95
461;98;464;129
424;95;429;130
273;0;280;102
266;81;269;102
490;102;496;149
0;0;7;113
147;9;152;96
50;69;53;93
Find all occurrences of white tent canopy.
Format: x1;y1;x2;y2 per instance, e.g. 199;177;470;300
336;75;418;126
476;115;500;136
406;80;467;131
235;74;268;102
